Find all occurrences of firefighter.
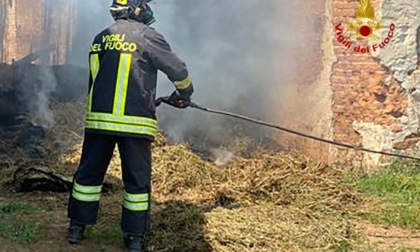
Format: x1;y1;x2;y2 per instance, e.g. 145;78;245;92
67;0;194;251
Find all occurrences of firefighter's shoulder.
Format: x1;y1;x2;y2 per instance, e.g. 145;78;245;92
143;26;170;48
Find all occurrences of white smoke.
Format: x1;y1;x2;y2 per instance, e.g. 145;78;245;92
17;63;57;128
211;147;235;167
14;0;111;127
33;66;57;127
67;1;112;66
53;0;321;149
152;0;299;147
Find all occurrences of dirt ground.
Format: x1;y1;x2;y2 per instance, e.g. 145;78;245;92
0;193;111;252
0;192;151;252
1;183;419;252
357;220;420;251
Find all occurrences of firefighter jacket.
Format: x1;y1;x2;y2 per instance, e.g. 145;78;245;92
86;19;192;140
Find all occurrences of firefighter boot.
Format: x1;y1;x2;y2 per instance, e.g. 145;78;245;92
124;235;144;252
68;223;86;245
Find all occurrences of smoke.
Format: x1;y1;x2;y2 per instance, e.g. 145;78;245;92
27;0;322;147
30;66;57;127
68;0;322;148
14;63;55;127
211;147;235;167
11;0;111;127
67;1;112;66
151;0;311;147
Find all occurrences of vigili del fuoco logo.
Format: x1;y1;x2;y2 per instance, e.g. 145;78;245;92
335;0;396;54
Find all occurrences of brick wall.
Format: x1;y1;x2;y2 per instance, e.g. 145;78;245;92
0;0;77;64
276;0;419;168
330;0;420;168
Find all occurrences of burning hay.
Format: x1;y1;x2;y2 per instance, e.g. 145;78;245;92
147;141;370;251
0;102;374;251
152;141;363;210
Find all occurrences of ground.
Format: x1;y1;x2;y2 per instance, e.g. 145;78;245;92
0;151;419;252
0;103;419;252
358;221;420;250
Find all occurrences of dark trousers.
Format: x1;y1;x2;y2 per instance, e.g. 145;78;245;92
68;132;152;236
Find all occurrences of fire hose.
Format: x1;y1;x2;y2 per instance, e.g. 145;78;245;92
156;96;420;162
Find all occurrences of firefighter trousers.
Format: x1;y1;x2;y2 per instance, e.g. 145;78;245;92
68;132;152;236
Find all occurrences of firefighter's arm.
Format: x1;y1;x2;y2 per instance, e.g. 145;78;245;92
145;28;194;98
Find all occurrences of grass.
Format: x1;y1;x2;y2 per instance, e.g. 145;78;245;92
0;201;45;243
0;201;42;214
395;249;420;252
0;219;44;243
347;159;420;229
86;223;123;246
84;207;125;246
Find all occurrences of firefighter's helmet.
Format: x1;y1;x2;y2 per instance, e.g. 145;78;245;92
110;0;155;25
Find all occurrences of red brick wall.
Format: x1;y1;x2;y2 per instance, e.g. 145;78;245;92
331;0;408;165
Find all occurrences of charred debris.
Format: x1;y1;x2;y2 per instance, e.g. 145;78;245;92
0;45;87;192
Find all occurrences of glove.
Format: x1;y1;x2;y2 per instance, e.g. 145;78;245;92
168;84;194;109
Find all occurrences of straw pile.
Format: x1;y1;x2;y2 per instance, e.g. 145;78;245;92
147;142;371;251
3;102;373;251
